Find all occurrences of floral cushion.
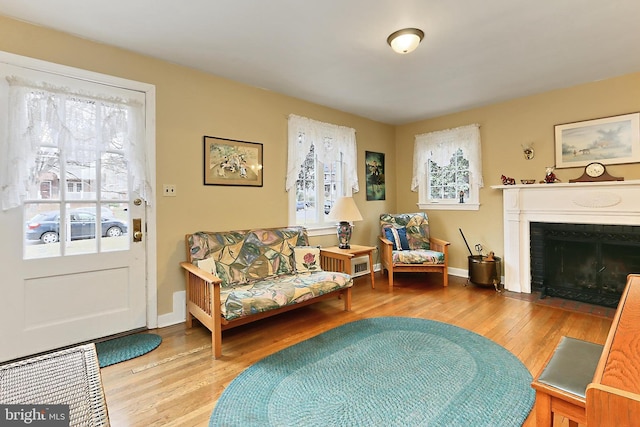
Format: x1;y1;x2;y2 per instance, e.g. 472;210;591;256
392;249;445;265
188;227;308;287
380;213;431;250
221;271;352;320
293;246;322;273
196;257;218;276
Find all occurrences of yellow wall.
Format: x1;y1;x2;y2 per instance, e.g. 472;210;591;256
396;73;640;271
2;15;640;316
0;16;396;315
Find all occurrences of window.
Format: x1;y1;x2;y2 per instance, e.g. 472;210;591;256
286;115;358;233
1;66;148;258
412;124;483;210
68;182;85;193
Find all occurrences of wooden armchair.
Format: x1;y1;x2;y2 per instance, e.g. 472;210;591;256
379;212;450;288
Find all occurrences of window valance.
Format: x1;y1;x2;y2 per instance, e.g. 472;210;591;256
411;123;483;192
286;114;358;193
1;75;150;210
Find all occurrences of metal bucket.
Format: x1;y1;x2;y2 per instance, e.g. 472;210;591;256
468;255;502;287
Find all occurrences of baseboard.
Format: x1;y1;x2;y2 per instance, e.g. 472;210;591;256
449;266;467;278
157;290;186;328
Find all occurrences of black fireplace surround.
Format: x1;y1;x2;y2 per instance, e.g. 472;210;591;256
530;222;640;308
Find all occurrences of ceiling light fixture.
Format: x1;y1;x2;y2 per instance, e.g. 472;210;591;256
387;28;424;54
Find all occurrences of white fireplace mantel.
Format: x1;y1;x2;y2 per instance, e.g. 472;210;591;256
492;180;640;293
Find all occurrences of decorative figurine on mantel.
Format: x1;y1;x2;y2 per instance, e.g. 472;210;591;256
541;166;560;184
501;175;516;185
459;190;465;203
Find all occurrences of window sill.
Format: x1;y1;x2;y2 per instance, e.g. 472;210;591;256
300;225;337;237
417;202;480;211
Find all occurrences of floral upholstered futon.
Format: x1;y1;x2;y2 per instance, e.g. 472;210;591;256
187;227;352;321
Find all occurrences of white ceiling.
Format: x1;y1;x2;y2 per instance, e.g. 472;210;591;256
2;0;640;125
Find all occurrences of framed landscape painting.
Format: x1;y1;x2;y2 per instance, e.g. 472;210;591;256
204;136;263;186
365;151;385;200
554;112;640;168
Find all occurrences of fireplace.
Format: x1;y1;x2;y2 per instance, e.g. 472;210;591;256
530;222;640;307
493;180;640;295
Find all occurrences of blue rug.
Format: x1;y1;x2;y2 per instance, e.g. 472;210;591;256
95;333;162;368
210;317;535;426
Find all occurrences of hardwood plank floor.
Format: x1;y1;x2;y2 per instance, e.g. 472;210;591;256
100;273;612;426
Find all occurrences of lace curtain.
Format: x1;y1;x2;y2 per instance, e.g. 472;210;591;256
411;123;483;192
1;76;150;210
286;114;359;193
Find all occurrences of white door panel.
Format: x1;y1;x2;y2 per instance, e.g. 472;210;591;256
0;202;147;362
0;53;154;362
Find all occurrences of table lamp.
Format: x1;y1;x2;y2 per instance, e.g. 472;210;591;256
326;196;363;249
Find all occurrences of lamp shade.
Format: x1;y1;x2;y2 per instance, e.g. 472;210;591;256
387;28;424;54
326;197;363;222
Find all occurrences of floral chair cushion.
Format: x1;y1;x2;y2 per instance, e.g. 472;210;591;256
380;213;431;250
381;213;445;265
392;249;445;265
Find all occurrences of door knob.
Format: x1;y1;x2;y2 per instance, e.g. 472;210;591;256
133;218;143;242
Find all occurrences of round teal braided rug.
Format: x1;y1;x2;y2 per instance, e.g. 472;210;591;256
210;317;534;427
95;333;161;368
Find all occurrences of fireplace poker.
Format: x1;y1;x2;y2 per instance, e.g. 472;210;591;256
459;228;473;256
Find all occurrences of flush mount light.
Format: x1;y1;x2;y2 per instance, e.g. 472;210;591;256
387;28;424;54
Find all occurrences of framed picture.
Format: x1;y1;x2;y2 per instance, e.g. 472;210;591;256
204;136;263;186
365;151;385;200
554;112;640;168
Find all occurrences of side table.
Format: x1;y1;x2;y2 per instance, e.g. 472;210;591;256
320;244;376;288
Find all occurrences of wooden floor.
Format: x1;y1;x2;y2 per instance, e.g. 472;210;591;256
100;273;613;427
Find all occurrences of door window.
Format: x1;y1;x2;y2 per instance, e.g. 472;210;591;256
20;93;132;259
0;69;143;259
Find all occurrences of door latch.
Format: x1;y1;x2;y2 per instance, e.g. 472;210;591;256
133;218;143;242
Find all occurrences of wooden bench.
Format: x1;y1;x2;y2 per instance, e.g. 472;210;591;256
531;274;640;426
531;337;602;426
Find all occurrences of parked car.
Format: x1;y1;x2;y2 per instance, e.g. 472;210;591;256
73;206;117;219
25;210;128;244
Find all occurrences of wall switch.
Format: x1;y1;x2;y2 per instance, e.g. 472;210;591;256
163;184;176;197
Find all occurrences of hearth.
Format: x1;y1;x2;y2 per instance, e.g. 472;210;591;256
530;222;640;307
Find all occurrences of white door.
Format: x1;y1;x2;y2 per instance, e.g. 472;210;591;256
0;55;155;362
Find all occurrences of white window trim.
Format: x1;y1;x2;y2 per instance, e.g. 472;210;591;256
412;124;483;211
306;224;338;237
417;202;480;211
